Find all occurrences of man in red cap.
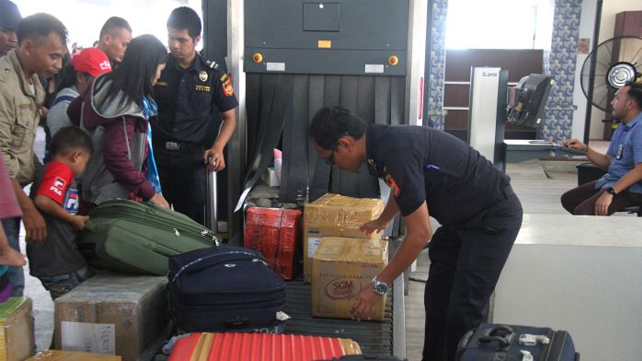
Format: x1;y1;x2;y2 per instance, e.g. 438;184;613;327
47;48;112;136
0;0;21;57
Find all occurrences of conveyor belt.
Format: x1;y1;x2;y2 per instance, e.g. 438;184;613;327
284;276;406;358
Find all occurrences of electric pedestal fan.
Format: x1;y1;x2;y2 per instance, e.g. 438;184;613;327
580;35;642;111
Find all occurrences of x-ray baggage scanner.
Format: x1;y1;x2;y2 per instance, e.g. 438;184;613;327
467;67;586;171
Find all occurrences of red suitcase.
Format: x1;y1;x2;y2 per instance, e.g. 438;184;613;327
168;332;361;361
244;207;302;280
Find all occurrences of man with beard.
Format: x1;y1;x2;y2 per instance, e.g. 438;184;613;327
562;81;642;215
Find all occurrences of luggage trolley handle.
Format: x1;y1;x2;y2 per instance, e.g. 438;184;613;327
206;157;218;233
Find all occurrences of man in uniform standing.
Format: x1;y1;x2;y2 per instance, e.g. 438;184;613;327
153;7;238;225
309;107;523;361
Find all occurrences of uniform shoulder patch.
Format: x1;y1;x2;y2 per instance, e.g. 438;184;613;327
222;74;234;97
384;173;401;198
205;59;219;70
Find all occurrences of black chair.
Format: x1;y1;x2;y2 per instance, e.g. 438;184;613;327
576;162;642;217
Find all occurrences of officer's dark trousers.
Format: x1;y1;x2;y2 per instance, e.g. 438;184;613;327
155;145;207;225
422;191;523;361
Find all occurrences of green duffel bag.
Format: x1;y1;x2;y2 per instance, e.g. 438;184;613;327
79;199;220;275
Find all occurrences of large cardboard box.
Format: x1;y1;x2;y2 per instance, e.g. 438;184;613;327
27;350;121;360
0;297;34;361
304;194;384;282
244;207;302;280
311;237;388;320
54;273;169;361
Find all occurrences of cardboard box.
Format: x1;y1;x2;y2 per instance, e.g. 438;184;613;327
304;194;384;282
0;297;34;361
54;273;169;361
27;350;122;360
244;207;302;280
311;237;388;320
261;166;280;187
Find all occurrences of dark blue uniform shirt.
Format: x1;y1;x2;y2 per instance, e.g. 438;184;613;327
153;53;238;145
366;124;511;226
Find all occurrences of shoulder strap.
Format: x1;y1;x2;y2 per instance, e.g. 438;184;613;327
51;95;76;107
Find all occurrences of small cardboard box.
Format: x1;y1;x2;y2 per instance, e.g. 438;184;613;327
261;166;280;187
0;297;34;361
27;350;122;360
54;273;169;361
304;194;384;283
244;207;302;280
311;237;388;320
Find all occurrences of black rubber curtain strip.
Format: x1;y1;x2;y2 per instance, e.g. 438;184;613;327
235;74;292;211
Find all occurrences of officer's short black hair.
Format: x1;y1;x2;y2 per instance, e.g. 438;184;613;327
49;126;93;157
624;81;642;109
309;106;367;150
167;7;202;40
99;17;132;40
17;13;67;46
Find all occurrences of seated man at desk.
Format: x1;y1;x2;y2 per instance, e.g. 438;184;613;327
561;81;642;215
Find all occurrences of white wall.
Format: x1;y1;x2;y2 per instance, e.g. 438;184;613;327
571;0;596;141
586;0;642;140
16;0;202;50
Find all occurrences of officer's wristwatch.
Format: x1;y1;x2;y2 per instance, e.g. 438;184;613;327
606;187;617;196
371;277;390;295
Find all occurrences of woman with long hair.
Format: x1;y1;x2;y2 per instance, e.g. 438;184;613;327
68;34;169;209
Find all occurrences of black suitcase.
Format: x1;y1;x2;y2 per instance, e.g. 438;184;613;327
168;245;286;333
456;323;579;361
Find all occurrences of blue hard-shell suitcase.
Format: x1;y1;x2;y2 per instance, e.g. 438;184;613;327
456;323;579;361
168;245;286;332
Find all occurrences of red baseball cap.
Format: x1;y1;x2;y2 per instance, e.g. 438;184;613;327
71;48;112;77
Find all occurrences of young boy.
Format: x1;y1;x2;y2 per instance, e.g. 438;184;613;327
29;126;93;299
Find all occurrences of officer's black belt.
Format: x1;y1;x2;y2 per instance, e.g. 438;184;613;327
158;140;202;151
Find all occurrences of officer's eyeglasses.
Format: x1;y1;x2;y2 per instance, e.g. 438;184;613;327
322;133;350;166
324;147;337;165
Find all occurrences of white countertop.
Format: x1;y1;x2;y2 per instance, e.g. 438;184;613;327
515;214;642;247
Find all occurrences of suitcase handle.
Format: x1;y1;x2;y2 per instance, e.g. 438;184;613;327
479;325;514;348
170;250;267;284
84;222;97;233
225;316;250;328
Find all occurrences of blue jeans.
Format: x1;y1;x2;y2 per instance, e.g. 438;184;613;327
1;218;24;297
38;266;90;299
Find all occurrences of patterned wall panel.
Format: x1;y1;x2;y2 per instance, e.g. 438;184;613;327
542;0;582;140
427;0;448;130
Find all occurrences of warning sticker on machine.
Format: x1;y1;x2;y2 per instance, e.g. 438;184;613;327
365;64;384;74
266;62;286;72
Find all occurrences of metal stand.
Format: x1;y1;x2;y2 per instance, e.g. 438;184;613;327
206;170;218;233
